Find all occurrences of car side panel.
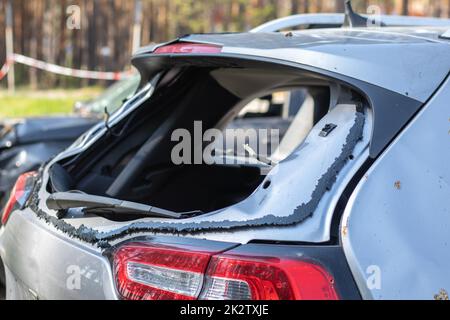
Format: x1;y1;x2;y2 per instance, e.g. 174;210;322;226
342;75;450;299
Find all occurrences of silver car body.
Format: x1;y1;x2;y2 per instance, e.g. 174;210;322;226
1;17;450;300
342;75;450;300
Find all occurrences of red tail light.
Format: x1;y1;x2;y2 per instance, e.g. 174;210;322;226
114;243;214;300
113;243;339;300
154;42;222;54
1;171;37;225
200;255;339;300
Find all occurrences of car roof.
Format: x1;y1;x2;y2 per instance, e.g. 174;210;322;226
176;27;450;103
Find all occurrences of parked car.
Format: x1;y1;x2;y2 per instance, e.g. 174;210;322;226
73;74;141;117
2;6;450;300
0;75;141;214
0;117;98;210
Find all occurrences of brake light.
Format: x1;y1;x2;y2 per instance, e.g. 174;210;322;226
114;243;214;300
200;255;339;300
154;42;222;54
113;243;339;300
1;171;37;225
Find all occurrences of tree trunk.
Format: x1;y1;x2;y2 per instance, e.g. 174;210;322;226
402;0;409;16
335;0;345;13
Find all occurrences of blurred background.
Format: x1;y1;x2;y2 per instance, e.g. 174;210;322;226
1;0;449;117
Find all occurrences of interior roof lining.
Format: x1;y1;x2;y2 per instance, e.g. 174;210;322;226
210;67;328;99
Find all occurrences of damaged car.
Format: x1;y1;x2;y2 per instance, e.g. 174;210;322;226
1;10;450;300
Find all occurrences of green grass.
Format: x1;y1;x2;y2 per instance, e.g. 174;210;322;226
0;87;102;118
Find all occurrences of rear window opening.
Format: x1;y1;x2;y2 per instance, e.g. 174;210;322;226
50;64;367;219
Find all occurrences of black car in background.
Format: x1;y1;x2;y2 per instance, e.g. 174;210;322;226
0;117;97;208
0;75;141;214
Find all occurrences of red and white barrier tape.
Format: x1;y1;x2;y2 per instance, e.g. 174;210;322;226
0;54;132;81
0;57;13;81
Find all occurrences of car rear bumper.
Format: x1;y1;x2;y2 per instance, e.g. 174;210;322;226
0;205;361;300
